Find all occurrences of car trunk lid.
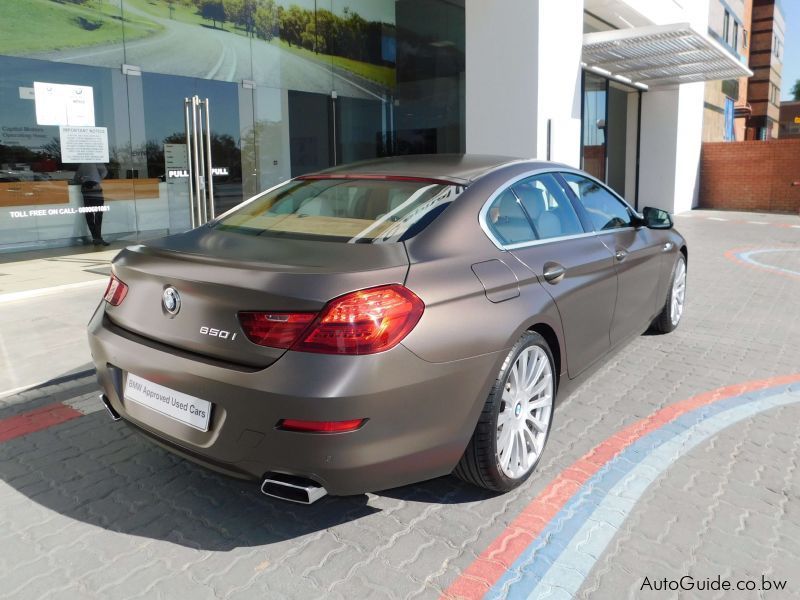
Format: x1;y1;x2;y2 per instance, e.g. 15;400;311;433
105;226;409;368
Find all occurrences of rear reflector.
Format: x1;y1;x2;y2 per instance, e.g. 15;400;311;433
278;418;365;433
239;312;316;349
103;274;128;306
294;284;424;355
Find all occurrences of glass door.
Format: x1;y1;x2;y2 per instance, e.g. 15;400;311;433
127;72;248;236
581;72;607;183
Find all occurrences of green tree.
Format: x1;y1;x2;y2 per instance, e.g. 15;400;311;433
196;0;225;28
280;5;309;48
223;0;256;33
254;0;277;41
792;79;800;101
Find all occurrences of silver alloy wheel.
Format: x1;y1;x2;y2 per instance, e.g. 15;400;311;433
670;257;686;326
496;345;554;479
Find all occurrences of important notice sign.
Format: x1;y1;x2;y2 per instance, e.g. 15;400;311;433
59;126;109;163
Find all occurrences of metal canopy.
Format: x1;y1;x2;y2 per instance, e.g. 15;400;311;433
582;23;753;90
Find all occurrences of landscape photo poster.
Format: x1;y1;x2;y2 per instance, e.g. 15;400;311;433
0;0;397;99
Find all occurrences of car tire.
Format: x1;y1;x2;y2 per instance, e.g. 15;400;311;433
454;331;555;492
651;253;687;334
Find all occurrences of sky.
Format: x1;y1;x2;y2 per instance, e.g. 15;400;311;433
780;0;799;100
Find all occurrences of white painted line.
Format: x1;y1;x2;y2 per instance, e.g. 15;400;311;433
748;221;768;225
791;225;800;229
333;72;385;101
707;217;728;221
0;279;106;305
0;382;42;400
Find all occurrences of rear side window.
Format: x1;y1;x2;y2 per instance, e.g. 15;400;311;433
485;189;536;245
512;174;584;240
484;173;585;246
561;173;632;231
214;178;464;243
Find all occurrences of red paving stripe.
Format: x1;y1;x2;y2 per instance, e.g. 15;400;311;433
0;402;83;444
442;374;800;599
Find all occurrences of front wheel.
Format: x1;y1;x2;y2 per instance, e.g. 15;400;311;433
454;332;555;492
651;253;687;334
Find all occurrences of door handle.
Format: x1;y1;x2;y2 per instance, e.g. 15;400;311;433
542;262;566;284
614;249;628;262
663;242;674;252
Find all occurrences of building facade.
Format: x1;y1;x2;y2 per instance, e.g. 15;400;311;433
745;0;785;139
1;0;749;255
703;0;750;142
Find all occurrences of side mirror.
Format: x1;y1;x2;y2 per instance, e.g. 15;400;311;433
642;206;673;229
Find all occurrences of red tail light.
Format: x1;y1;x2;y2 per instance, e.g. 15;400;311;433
238;285;424;355
103;274;128;306
278;418;366;433
294;284;424;355
238;312;316;349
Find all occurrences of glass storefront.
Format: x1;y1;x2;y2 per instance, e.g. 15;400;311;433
580;72;641;207
0;0;464;254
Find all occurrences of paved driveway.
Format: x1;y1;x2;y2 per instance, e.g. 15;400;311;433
1;210;798;599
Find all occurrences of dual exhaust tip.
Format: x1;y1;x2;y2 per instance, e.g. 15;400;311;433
101;394;327;504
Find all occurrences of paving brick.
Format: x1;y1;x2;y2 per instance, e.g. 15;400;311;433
1;212;800;598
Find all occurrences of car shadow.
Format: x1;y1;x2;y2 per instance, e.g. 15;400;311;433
1;393;495;551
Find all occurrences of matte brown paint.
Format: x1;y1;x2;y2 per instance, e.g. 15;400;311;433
88;155;686;495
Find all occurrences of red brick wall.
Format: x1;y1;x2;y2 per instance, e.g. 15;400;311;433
700;140;800;214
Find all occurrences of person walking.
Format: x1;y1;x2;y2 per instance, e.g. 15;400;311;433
75;162;109;246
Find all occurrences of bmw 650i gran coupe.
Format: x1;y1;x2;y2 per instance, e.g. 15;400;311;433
88;155;687;504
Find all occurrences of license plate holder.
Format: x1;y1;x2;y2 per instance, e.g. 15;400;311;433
124;373;212;432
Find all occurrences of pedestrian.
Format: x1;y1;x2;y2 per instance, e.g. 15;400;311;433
75;162;109;246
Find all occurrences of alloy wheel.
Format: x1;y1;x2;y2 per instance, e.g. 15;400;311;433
670;258;686;326
496;345;554;479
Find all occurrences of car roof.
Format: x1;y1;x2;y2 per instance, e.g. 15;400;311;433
310;154;563;184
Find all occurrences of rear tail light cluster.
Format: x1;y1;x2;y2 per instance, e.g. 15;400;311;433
239;284;424;355
103;274;128;306
238;312;315;349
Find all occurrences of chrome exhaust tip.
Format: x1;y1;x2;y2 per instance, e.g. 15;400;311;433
99;394;121;421
261;472;327;504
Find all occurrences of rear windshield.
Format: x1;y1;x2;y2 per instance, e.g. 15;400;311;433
213;177;464;243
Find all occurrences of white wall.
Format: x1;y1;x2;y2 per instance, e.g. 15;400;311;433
465;0;583;166
639;88;680;212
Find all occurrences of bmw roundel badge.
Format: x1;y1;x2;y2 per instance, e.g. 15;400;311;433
162;287;181;315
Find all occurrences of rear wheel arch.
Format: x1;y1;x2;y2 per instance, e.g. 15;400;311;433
527;322;561;389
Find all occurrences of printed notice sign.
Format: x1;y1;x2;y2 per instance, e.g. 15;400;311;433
59;126;109;163
34;81;95;126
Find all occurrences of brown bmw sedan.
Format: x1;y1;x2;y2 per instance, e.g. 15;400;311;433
88;155;687;503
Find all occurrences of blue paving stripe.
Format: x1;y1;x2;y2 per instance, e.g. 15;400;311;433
484;383;799;600
736;249;800;277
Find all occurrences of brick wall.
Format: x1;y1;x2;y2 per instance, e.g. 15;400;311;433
700;139;800;214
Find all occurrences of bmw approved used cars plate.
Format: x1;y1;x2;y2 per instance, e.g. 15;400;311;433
124;373;212;432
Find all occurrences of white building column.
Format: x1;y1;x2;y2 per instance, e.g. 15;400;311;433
465;0;584;166
635;83;706;214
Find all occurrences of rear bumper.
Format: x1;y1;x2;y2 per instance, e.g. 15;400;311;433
88;305;503;495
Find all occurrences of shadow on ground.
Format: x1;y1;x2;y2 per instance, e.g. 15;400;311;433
1;391;496;551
